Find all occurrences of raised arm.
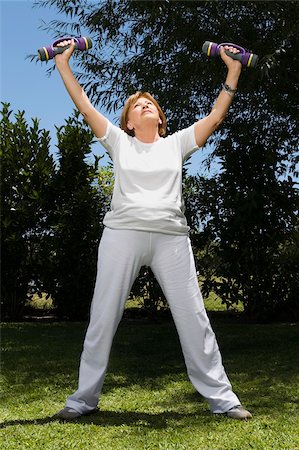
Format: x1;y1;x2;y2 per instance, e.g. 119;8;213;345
194;46;242;148
54;39;107;139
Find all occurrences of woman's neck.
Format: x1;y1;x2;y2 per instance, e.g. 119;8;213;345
134;126;160;143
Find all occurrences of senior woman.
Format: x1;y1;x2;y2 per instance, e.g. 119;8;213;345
53;39;252;421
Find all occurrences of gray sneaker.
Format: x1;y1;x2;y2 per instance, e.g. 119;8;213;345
226;405;252;420
54;407;98;420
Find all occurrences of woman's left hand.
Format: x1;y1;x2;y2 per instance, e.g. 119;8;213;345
220;45;242;73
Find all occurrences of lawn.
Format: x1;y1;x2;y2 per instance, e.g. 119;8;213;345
1;308;299;450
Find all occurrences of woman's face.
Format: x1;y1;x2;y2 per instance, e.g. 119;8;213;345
127;97;161;132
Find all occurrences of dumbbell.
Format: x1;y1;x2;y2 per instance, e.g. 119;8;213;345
38;36;92;61
202;41;258;68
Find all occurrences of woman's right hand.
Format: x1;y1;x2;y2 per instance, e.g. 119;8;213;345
54;39;76;65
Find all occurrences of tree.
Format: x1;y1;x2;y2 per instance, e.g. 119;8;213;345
0;103;55;320
35;1;298;131
194;135;299;321
34;0;299;319
0;104;114;321
44;110;103;320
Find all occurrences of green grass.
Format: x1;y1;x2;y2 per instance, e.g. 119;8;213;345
1;315;299;450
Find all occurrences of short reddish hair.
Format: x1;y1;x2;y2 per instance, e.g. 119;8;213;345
120;91;167;137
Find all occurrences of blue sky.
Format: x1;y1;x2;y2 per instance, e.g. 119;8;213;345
1;0;211;174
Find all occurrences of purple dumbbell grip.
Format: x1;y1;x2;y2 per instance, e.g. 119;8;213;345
217;43;246;54
52;37;87;51
202;40;258;68
209;42;249;65
38;36;92;61
217;42;250;66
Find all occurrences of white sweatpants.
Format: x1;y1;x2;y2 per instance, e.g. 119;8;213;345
66;228;240;414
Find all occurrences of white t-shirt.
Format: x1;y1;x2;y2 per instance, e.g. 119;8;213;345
97;121;199;235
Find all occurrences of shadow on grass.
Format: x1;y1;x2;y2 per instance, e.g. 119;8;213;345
0;409;213;430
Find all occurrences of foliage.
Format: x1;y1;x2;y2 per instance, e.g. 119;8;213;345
0;104;108;321
34;1;298;134
43;110;103;320
183;149;299;321
0;103;55;320
194;141;299;320
130;266;168;318
32;0;299;320
25;292;54;312
97;163;114;211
